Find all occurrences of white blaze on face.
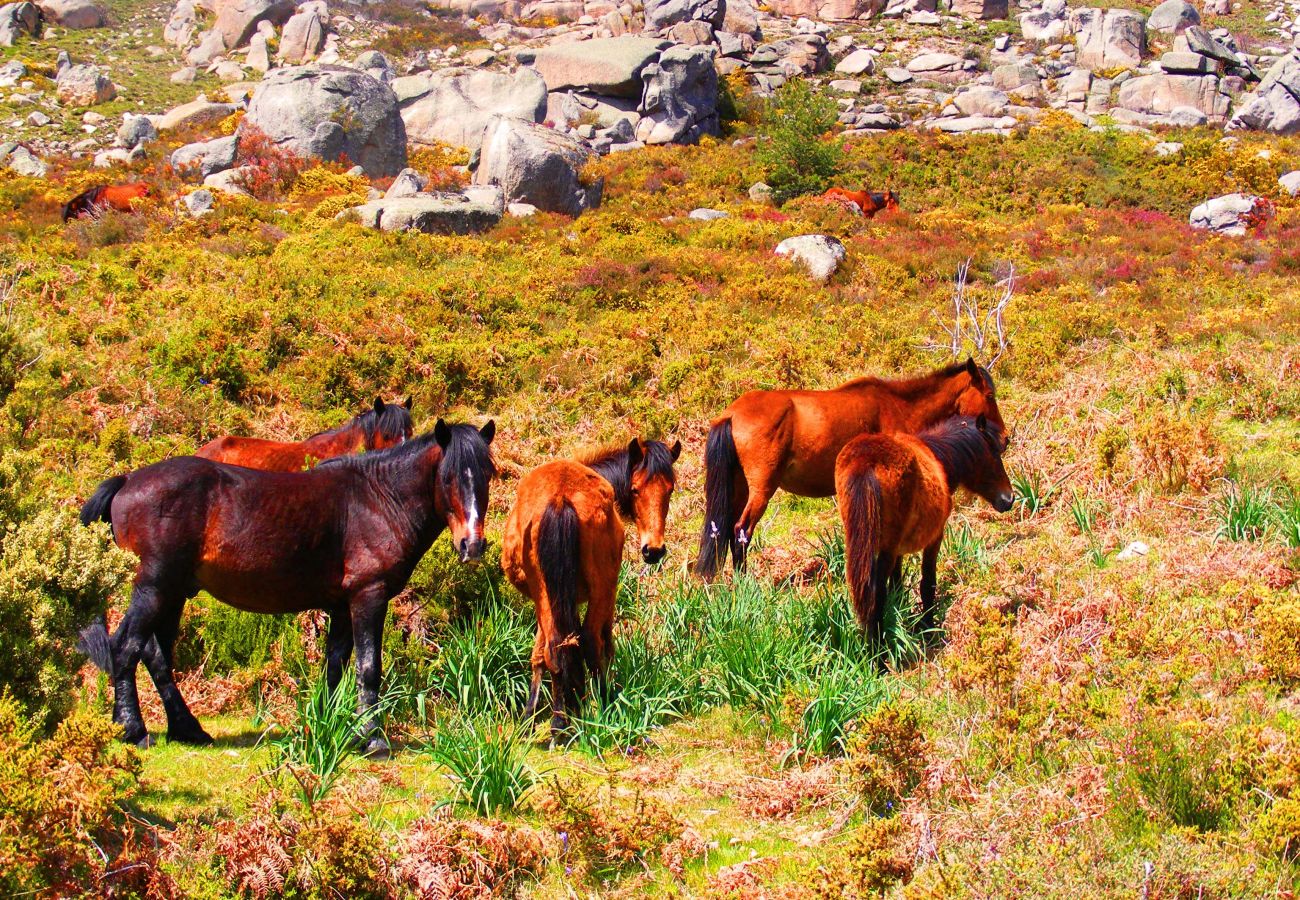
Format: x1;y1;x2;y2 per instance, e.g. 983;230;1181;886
463;467;479;535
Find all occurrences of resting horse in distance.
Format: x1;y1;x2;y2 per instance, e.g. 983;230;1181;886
696;358;1007;580
63;183;152;222
836;414;1014;644
822;187;900;218
195;396;414;471
503;438;681;734
79;419;496;753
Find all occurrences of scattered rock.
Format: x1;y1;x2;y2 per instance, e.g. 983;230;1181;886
345;191;503;234
907;52;964;73
0;2;41;47
187;28;227;67
37;0;104;27
394;67;547;151
472;115;602;216
689;207;729;219
774;234;845;282
1019;0;1067;42
1154;140;1183;155
25;110;48;126
1228;52;1300;134
204;165;255;196
0;142;45;177
1115;540;1149;561
1070;7;1145;72
156;97;239;131
181;188;215;216
55;64;116;106
384;167;426;199
835;48;875;75
884;66;913;83
507;201;537;216
1160;51;1215;75
117;113;158;149
1280;170;1300;196
171;134;238;178
643;0;721;30
213;0;295;49
748;181;772;202
165;0;196;46
0;59;25;87
950;0;1007;19
1189;192;1268;234
247;32;271;72
1146;0;1198;35
1118;72;1228;120
954;85;1009;116
278;5;327;64
243;64;407;176
170;66;197;84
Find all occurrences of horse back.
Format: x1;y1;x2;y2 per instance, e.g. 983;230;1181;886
194;435;313;472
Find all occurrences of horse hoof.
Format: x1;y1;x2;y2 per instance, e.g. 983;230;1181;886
124;730;154;749
168;726;215;746
362;736;391;759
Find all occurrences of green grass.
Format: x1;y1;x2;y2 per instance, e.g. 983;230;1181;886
427;717;539;815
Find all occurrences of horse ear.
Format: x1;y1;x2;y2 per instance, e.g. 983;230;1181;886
434;419;452;448
965;357;980;382
404;395;413;411
669;439;682;461
626;438;644;475
479;420;495;444
374;396;385;415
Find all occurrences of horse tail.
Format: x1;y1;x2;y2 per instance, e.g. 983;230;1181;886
80;474;126;527
842;467;882;632
696;418;740;580
538;500;583;697
77;618;114;674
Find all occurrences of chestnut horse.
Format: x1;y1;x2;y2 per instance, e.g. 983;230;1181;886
823;187;899;218
62;183;152;222
79;419;496;753
836;414;1013;642
695;359;1006;580
194;396;414;471
503;438;681;733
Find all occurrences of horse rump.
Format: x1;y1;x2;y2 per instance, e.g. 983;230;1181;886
80;474;126;526
538;499;584;702
841;467;882;634
695;419;741;579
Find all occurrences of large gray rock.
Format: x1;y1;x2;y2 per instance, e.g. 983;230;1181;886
767;34;830;75
1019;0;1066;41
1146;0;1198;34
117;113;158;149
344;192;503;234
764;0;881;21
774;234;845;282
278;7;326;64
186;28;226;66
472;115;602;216
56;64;115;106
1228;53;1300;134
1070;8;1145;71
1118;72;1228;119
1159;51;1214;74
721;0;760;37
635;45;719;145
954;85;1009;116
644;0;721;29
164;0;195;46
525;37;669;98
37;0;103;27
1180;27;1238;66
0;2;40;46
243;65;406;176
171;134;238;178
835;48;876;75
213;0;294;49
907;51;964;72
0;143;46;177
156;96;239;130
1189;193;1266;235
394;67;547;150
548;90;640;128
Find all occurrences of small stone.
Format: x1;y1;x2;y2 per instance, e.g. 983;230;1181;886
828;79;862;93
507;201;537;216
1279;170;1300;196
171;66;197;84
181;189;216;216
1115;540;1149;561
25;110;49;126
689;207;729;220
748;181;773;202
1154;141;1183;155
884;67;914;83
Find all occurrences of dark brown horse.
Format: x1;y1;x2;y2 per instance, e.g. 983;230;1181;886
695;359;1006;580
79;419;495;753
502;439;680;732
62;183;152;222
836;415;1013;642
194;397;414;471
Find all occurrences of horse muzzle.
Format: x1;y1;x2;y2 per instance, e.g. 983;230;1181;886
458;537;487;563
641;545;666;565
994;492;1016;513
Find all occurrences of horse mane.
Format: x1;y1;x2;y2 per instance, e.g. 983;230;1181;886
839;361;994;396
313;402;412;445
918;416;1003;489
580;440;676;517
318;424;495;482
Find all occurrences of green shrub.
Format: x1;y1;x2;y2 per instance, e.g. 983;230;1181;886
0;509;135;731
188;598;299;675
1118;717;1236;833
756;79;843;205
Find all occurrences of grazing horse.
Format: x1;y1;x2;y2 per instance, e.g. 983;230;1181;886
822;187;899;218
503;438;681;733
62;183;152;222
78;419;496;753
695;359;1006;580
195;396;414;471
836;414;1014;642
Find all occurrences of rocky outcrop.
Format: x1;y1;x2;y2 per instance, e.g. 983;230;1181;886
1118;72;1229;120
243;65;406;176
171;134;238;178
213;0;294;49
472;115;602;216
36;0;104;28
0;2;41;47
643;0;722;30
635;45;719;144
394;67;547;150
1019;0;1066;41
1070;8;1145;71
1189;193;1268;235
1229;52;1300;134
525;37;669;98
345;189;504;234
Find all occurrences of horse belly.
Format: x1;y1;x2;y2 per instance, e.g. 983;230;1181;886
195;561;332;614
782;406;880;497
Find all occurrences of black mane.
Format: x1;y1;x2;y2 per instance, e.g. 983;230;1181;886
319;423;494;482
919;416;1003;490
312;401;412;448
583;440;677;517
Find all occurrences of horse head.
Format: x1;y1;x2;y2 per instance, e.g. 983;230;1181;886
953;357;1007;450
362;396;415;451
625;437;682;564
434;418;496;563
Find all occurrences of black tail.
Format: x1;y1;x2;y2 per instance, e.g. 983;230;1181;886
538;500;584;705
695;419;741;580
80;474;126;527
841;468;882;634
77;618;114;674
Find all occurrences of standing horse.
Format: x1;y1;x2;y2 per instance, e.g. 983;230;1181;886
194;396;414;471
836;414;1014;642
822;187;900;218
62;183;152;222
696;359;1007;580
502;438;681;733
79;419;495;753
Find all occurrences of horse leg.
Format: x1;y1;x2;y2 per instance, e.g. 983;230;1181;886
141;597;212;745
324;606;354;694
110;583;172;747
871;552;896;649
919;541;941;632
349;588;391;758
733;477;779;574
523;627;546;720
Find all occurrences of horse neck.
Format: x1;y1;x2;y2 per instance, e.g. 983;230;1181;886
357;441;443;543
886;372;966;432
920;430;983;494
584;450;634;517
302;421;365;457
